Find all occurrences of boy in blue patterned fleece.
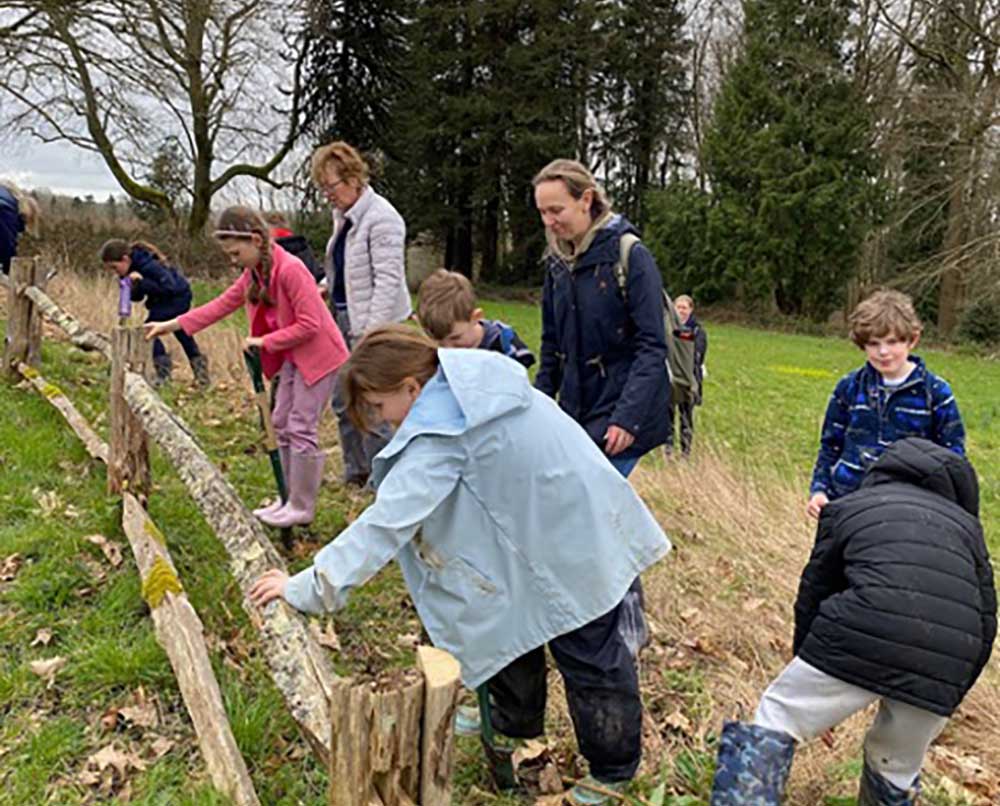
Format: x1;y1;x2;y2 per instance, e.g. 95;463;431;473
807;289;965;520
417;269;535;368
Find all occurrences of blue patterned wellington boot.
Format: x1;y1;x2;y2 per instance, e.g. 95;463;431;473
710;721;796;805
857;761;920;806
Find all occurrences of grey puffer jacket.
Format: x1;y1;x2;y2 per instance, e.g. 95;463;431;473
324;186;411;339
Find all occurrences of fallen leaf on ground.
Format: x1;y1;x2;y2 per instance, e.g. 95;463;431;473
29;656;67;687
0;553;23;581
85;534;123;567
664;709;692;734
86;743;147;775
148;736;174;761
119;702;157;729
310;621;341;652
30;628;53;647
679;607;699;622
928;746;999;801
100;707;121;732
512;738;549;773
534;795;565;806
538;762;563;794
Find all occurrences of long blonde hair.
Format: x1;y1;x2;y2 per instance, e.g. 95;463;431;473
214;206;274;306
341;324;440;432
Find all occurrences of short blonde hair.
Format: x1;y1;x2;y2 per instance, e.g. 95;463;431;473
532;159;610;221
310;141;369;188
341;324;440;432
849;289;922;347
675;294;694;307
417;269;478;340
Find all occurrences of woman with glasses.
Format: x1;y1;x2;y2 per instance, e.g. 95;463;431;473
311;142;411;487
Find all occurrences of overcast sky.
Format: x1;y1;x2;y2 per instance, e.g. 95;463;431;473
2;138;124;198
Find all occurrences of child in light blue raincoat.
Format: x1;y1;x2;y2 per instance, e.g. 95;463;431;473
250;324;671;805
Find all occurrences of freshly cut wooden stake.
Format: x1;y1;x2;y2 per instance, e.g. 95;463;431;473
417;646;462;806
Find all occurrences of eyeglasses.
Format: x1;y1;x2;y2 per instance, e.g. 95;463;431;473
319;177;347;194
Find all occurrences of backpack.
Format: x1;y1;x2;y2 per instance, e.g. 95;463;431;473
613;234;698;399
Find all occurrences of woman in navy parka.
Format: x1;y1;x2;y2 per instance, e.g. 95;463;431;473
532;159;669;479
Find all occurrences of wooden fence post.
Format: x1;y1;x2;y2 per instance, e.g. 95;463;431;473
3;256;42;379
110;327;151;497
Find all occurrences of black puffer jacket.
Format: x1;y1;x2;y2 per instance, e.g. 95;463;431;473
794;437;996;716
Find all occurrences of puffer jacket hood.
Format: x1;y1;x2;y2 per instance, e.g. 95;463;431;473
862;437;978;517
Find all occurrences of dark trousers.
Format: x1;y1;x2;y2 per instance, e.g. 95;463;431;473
147;297;201;362
667;400;695;455
487;578;647;782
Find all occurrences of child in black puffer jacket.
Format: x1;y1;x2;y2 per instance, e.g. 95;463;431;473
709;438;996;806
100;239;209;387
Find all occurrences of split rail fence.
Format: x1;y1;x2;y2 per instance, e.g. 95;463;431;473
2;257;461;806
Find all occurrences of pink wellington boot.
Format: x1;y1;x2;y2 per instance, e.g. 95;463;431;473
253;446;290;519
259;451;326;528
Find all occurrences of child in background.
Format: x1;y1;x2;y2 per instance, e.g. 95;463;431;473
249;325;670;806
710;438;995;805
807;289;965;519
666;294;707;457
416;269;535;368
100;239;209;388
1;183;40;275
265;211;325;284
144;206;349;528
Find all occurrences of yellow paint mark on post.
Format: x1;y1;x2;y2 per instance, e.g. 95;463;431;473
41;382;64;399
141;557;183;608
20;365;39;379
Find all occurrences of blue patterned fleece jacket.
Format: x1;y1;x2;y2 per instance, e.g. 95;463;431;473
809;356;965;499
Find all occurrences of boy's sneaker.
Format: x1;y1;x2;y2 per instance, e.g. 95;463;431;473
565;775;628;806
454;704;481;736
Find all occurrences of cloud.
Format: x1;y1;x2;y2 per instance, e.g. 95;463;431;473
2;139;121;198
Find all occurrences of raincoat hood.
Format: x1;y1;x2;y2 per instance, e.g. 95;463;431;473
372;348;533;485
861;437;979;516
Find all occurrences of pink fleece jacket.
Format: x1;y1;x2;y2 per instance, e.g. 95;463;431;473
178;243;348;385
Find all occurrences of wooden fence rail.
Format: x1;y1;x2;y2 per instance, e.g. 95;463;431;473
16;360;261;806
5;258;462;804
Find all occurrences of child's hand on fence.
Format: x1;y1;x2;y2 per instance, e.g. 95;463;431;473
244;336;265;350
249;569;289;606
143;319;179;340
806;492;829;520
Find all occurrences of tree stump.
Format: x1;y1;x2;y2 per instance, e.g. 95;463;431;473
328;649;462;806
109;327;151;497
3;256;42;379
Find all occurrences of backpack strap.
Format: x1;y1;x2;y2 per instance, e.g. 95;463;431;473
615;233;640;300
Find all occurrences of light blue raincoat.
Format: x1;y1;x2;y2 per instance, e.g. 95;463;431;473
284;349;671;687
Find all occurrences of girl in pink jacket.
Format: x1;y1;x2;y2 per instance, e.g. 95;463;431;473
145;206;349;528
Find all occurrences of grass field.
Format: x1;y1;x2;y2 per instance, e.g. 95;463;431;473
1;278;997;806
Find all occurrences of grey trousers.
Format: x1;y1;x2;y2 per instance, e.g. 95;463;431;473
331;306;391;483
754;657;947;789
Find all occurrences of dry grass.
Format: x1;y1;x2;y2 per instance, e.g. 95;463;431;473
631;449;1000;803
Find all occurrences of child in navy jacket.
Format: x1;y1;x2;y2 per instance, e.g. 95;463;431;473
100;239;209;387
807;289;964;520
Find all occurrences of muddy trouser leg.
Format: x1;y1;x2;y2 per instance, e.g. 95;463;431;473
486;646;548;739
548;578;645;782
859;698;946;795
679;401;695;454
